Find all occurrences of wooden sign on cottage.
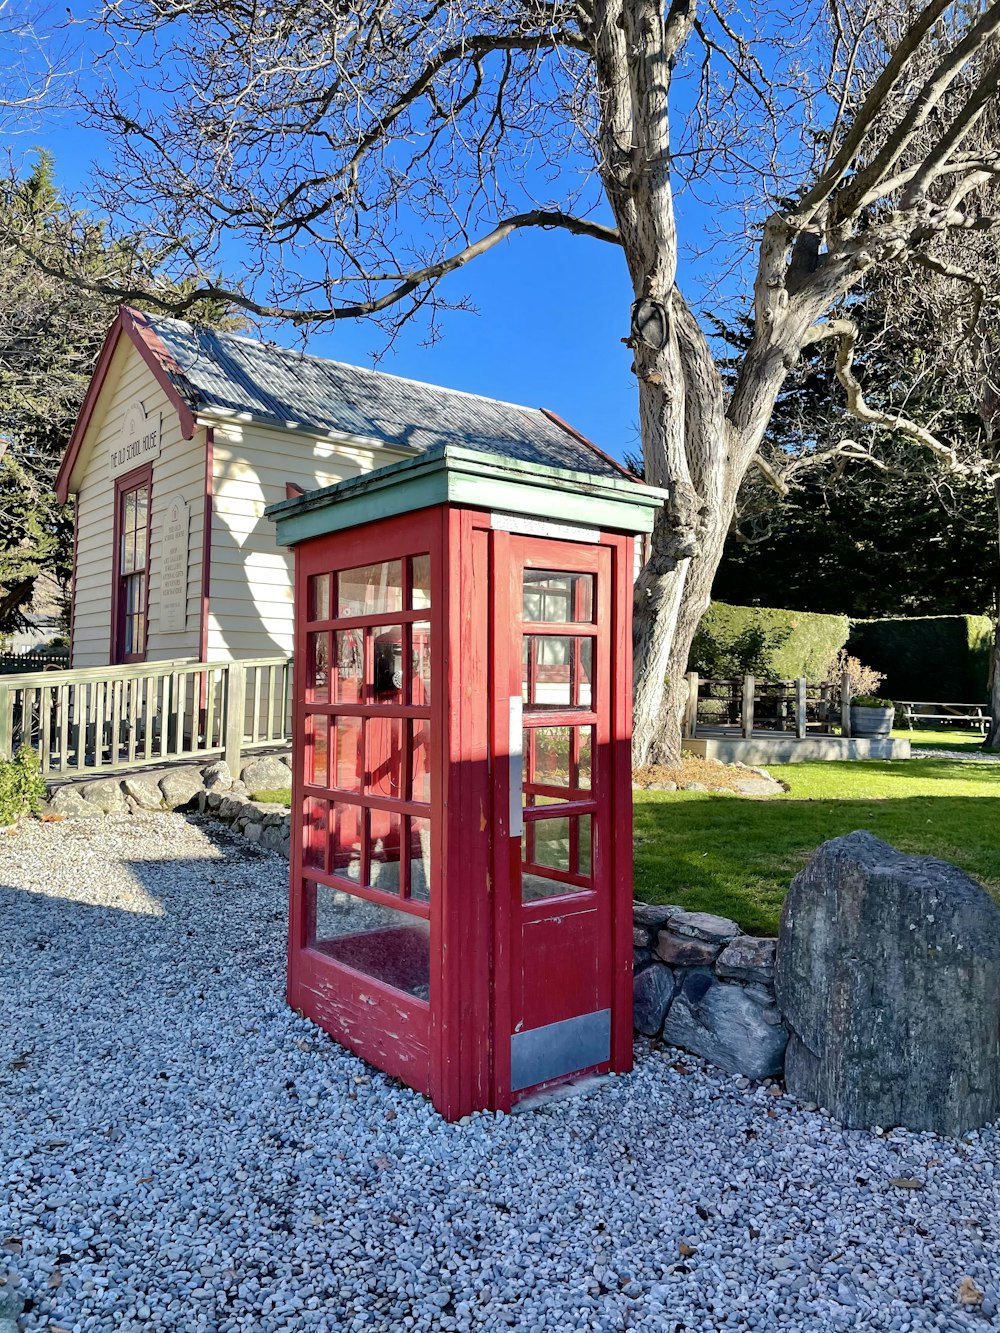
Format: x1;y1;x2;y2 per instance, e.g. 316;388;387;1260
58;306;639;670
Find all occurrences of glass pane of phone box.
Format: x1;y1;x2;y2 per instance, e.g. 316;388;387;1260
308;883;429;1000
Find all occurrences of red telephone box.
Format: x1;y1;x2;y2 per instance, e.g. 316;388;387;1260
269;444;664;1119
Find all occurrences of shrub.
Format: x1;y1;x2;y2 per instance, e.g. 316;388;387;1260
826;650;885;697
689;602;850;680
847;615;993;703
852;694;894;708
0;747;47;826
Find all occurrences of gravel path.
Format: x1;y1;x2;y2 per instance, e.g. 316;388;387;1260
910;749;1000;762
1;814;999;1333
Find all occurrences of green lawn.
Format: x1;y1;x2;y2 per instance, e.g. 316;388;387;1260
633;755;1000;937
894;726;988;753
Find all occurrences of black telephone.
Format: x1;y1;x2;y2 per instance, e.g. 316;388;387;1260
374;630;403;695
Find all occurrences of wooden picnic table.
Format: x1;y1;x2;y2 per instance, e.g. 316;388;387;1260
897;701;989;733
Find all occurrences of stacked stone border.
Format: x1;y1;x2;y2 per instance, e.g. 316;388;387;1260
633;903;788;1080
45;753;294;858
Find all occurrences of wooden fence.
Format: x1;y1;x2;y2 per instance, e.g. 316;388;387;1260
0;656;292;779
684;671;854;739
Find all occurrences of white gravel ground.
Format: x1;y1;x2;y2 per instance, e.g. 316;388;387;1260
910;749;1000;762
1;813;998;1333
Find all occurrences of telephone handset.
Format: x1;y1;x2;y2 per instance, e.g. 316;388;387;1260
374;629;404;696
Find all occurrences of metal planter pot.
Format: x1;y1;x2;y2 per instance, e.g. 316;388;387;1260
850;705;894;738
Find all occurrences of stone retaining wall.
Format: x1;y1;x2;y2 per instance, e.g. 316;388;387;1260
633;904;787;1080
45;752;294;859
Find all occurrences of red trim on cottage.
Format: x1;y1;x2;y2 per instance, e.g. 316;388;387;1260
68;500;79;667
199;426;214;664
110;463;153;665
539;408;639;482
55;306;197;504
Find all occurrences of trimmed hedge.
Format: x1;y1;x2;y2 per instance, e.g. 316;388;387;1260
847;616;993;703
689;602;850;680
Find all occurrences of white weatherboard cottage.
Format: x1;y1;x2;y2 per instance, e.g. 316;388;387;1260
57;307;630;668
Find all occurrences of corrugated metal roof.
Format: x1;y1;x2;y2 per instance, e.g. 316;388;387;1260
146;314;627;480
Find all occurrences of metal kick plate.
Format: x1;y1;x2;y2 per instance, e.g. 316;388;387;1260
510;1009;611;1092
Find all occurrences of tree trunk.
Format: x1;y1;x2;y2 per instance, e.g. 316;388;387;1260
985;478;1000;748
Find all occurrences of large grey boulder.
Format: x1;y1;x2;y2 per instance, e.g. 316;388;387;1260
82;778;127;814
47;786;102;818
122;776;163;811
201;760;233;791
241;755;292;795
775;831;1000;1136
663;969;787;1079
158;767;204;810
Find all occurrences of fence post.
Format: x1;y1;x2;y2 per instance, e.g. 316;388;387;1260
0;682;11;761
225;661;247;776
819;682;831;732
684;672;699;738
742;674;755;738
840;670;852;738
796;677;807;740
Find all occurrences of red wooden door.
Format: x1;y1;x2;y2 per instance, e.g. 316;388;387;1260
494;534;614;1099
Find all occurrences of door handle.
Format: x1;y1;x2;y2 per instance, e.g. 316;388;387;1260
509;695;523;837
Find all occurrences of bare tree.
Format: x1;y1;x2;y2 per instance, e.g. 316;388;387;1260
11;0;1000;761
0;1;69;129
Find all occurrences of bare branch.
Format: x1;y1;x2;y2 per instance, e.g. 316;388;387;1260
807;316;999;479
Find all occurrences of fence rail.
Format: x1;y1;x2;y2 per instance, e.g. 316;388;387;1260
0;656;292;779
684;671;854;740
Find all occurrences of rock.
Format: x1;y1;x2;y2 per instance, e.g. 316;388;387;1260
260;826;285;852
633;902;680;931
158;767;204;810
243;823;262;844
667;910;740;944
681;782;708;792
201;760;233;791
230;780;249;797
47;786;102;818
218;795;248;820
122;777;163;811
654;930;721;967
775;831;1000;1136
717;935;777;984
240;755;292;794
633;963;675;1037
735;778;783;796
634;947;652;971
205;791;225;811
633;925;650;948
82;778;127;814
663;971;788;1079
0;1285;25;1319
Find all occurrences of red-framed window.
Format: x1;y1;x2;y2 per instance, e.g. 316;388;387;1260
111;466;152;664
519;567;600;903
299;554;433;1000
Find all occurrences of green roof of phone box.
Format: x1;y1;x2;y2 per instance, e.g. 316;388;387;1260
266;444;667;545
